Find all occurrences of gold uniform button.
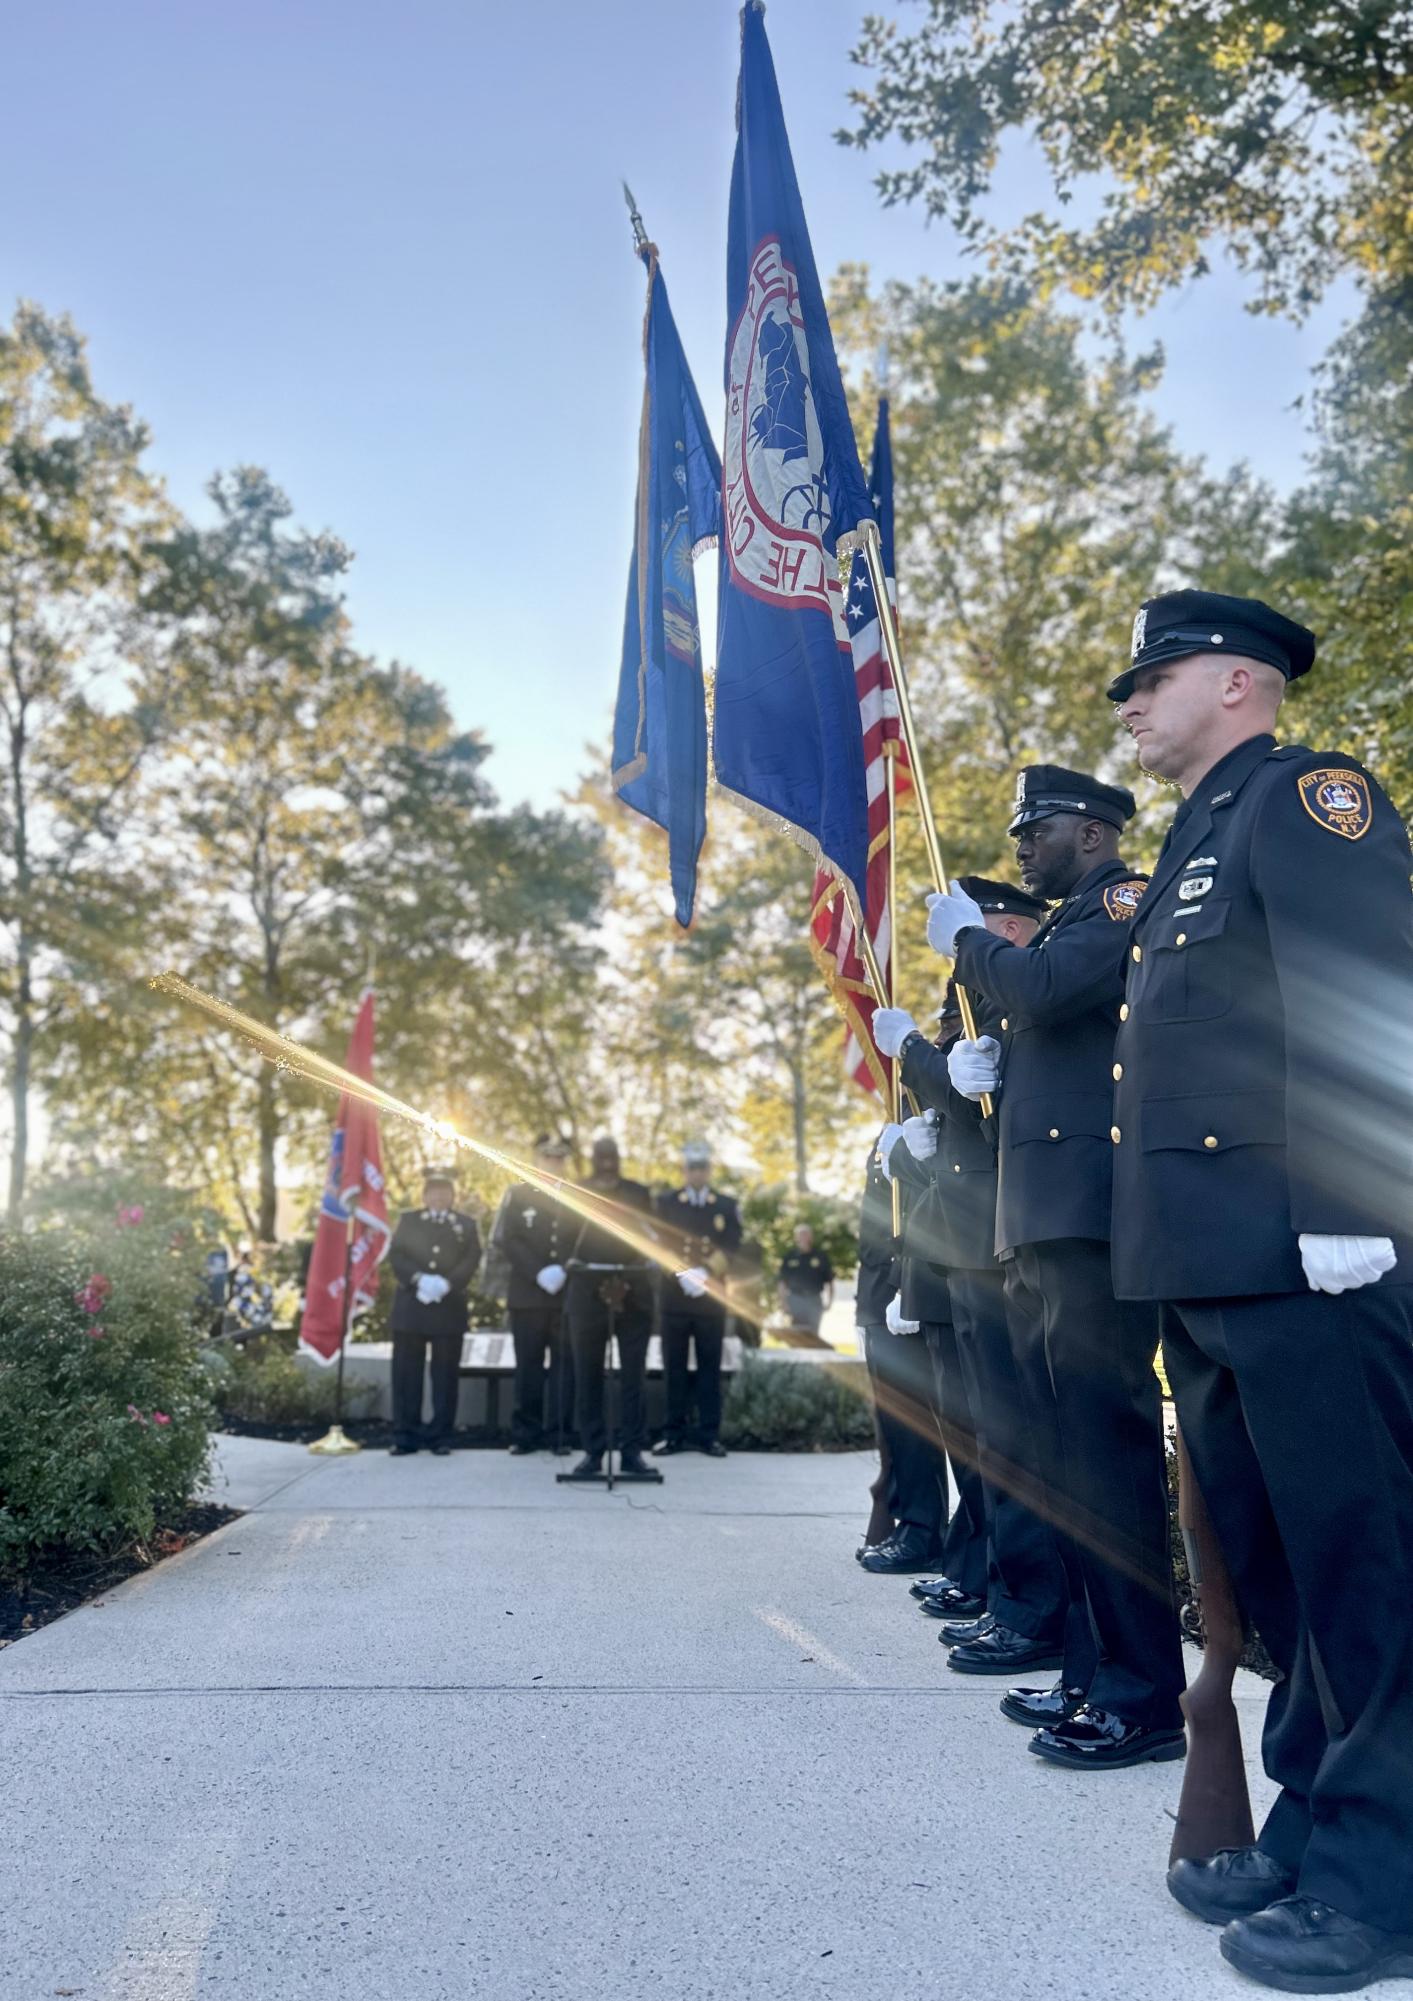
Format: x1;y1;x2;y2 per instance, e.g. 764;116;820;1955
1119;1002;1129;1021
1204;1135;1219;1150
1131;944;1142;963
1000;1018;1009;1032
1048;1128;1060;1140
1176;932;1187;947
1112;1062;1123;1081
952;1163;961;1174
1110;1125;1121;1145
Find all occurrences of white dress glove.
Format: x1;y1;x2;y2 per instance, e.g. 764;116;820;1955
535;1263;567;1296
946;1036;1002;1102
885;1295;920;1336
415;1273;450;1305
1298;1233;1396;1295
677;1267;710;1299
876;1123;904;1181
902;1111;938;1161
925;880;986;959
871;1007;918;1060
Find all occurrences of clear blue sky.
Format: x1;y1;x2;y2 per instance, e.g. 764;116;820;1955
2;0;1351;812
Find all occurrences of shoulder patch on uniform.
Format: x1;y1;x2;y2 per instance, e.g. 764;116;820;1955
1297;766;1372;841
1103;879;1147;921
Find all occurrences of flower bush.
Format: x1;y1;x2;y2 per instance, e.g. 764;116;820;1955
0;1181;217;1581
720;1354;875;1451
210;1335;377;1428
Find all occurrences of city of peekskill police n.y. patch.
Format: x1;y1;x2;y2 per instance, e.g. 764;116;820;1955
1297;767;1373;841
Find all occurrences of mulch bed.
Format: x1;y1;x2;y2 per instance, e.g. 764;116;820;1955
0;1501;242;1649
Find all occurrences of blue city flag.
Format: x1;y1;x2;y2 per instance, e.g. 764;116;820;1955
612;245;722;928
714;0;874;908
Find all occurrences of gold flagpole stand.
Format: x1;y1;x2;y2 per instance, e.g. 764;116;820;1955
309;1206;364;1455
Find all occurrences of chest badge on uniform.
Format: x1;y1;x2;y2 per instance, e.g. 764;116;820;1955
1298;767;1372;840
713;1212;726;1231
1103;880;1147;921
1178;876;1212;900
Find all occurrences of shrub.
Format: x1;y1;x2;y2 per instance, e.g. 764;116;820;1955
0;1191;215;1581
721;1354;875;1451
213;1336;377;1426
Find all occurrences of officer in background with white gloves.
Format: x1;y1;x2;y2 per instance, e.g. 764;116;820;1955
387;1166;483;1456
1108;589;1413;1993
489;1133;576;1456
653;1140;743;1458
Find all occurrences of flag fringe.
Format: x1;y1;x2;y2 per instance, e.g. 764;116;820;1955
806;925;889;1099
713;779;866;936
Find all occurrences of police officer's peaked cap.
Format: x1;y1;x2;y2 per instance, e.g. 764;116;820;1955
534;1132;572;1158
423;1162;457;1183
682;1139;711;1166
1008;766;1136;836
1107;589;1317;703
956;876;1049;923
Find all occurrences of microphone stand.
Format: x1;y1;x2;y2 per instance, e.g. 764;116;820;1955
555;1261;663;1491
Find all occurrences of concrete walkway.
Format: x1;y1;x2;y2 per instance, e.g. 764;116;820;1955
2;1438;1399;2001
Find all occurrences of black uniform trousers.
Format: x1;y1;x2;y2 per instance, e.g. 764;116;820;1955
1162;1285;1413;1931
508;1305;574;1448
947;1265;1069;1642
391;1331;461;1448
568;1287;651;1457
924;1315;990;1595
861;1321;948;1543
660;1306;727;1446
1005;1242;1181;1726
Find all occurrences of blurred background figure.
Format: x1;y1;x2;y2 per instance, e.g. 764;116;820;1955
653;1140;742;1458
776;1222;834;1344
387;1166;482;1456
564;1137;657;1481
490;1133;576;1456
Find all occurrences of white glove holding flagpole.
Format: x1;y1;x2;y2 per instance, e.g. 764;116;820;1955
926;881;986;959
872;1007;918;1059
1298;1233;1396;1294
947;1037;1002;1102
902;1111;938;1161
536;1263;567;1296
885;1296;920;1336
677;1267;710;1299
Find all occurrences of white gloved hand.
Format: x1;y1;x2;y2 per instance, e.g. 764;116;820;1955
871;1007;918;1060
925;880;987;959
902;1111;938;1161
885;1295;920;1336
416;1273;450;1304
535;1263;567;1296
947;1036;1002;1102
677;1267;710;1299
1298;1233;1396;1295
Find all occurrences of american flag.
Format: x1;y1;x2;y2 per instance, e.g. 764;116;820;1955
809;398;911;1096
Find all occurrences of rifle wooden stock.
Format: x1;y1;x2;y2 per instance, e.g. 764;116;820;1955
1169;1422;1256;1863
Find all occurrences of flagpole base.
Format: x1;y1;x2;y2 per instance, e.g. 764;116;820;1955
308;1424;362;1456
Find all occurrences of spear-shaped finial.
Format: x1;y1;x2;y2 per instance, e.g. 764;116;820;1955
622;180;649;253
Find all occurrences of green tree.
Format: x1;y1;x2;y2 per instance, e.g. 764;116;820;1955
0;304;171;1218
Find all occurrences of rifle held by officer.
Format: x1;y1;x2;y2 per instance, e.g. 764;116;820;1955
1168;1423;1255;1863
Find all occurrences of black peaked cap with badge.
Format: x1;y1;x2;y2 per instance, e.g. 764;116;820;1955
1008;767;1136;837
956;876;1049;923
1107;588;1317;704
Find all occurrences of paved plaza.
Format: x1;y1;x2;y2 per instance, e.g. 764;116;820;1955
3;1437;1400;2001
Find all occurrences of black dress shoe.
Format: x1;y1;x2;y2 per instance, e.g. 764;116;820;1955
936;1613;996;1644
1029;1704;1186;1771
565;1453;603;1481
699;1440;728;1458
1167;1848;1299;1927
429;1442;452;1456
859;1527;935;1574
652;1439;687;1456
921;1587;989;1623
389;1443;418;1456
857;1538;893;1565
509;1442;538;1456
1220;1896;1413;1992
1000;1680;1086;1728
909;1574;956;1601
617;1451;658;1480
947;1624;1065;1676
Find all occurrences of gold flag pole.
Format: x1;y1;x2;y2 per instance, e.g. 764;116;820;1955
858;521;993;1118
884;752;903;1237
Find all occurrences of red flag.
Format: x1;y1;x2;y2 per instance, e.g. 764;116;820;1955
299;990;392;1365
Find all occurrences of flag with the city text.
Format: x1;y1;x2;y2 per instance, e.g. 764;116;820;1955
299;988;392;1365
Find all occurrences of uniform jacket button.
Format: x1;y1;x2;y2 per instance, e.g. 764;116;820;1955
1048;1128;1060;1140
1112;1062;1123;1081
1110;1125;1121;1144
952;1163;961;1173
1176;932;1187;946
1000;1017;1009;1032
1131;944;1142;963
1204;1135;1219;1149
1119;1002;1129;1021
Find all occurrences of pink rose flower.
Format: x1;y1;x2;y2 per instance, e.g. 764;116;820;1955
117;1204;145;1228
152;1412;171;1426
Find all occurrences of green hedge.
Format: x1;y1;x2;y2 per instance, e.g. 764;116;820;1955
0;1189;215;1581
207;1336;378;1426
721;1355;875;1451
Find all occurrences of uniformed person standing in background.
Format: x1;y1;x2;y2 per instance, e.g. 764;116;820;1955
653;1140;743;1458
490;1133;575;1455
1108;591;1413;1993
564;1136;658;1482
387;1167;482;1455
928;770;1185;1769
776;1224;834;1340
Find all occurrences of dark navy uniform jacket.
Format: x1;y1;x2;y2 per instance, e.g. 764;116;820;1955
1111;735;1413;1300
492;1182;573;1313
897;1023;1001;1273
567;1177;657;1314
887;1142;954;1322
952;859;1147;1255
654;1185;744;1319
389;1208;482;1337
855;1147;899;1326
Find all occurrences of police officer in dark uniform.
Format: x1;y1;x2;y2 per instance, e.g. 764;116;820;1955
653;1140;743;1458
776;1226;834;1338
875;883;1071;1674
927;772;1185;1769
1108;591;1413;1991
490;1133;575;1455
387;1166;482;1455
854;1135;902;1553
564;1136;658;1482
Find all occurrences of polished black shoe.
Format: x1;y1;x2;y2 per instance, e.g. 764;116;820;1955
509;1442;538;1456
389;1442;418;1456
1220;1896;1413;1992
909;1574;957;1600
652;1438;687;1456
937;1613;996;1646
617;1451;658;1480
429;1441;452;1456
859;1526;936;1574
565;1453;603;1481
947;1624;1065;1676
857;1537;895;1565
1029;1704;1186;1771
1167;1848;1299;1927
1000;1679;1086;1729
921;1587;989;1622
699;1440;728;1458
